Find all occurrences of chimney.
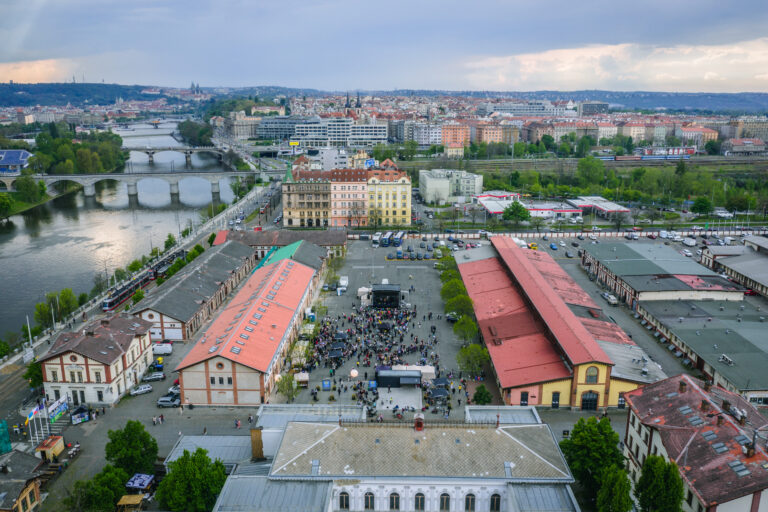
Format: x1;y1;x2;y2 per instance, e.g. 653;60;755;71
701;400;710;412
717;415;724;426
679;380;687;393
414;413;424;432
704;381;712;392
250;427;265;460
723;400;731;412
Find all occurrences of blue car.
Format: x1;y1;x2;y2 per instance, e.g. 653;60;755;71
549;243;558;250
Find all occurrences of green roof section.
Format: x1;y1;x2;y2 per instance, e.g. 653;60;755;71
263;241;303;266
284;165;294;183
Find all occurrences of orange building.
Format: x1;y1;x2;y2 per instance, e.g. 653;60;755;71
442;124;470;147
475;124;504;143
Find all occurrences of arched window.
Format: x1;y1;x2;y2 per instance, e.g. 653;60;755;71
414;493;425;511
440;493;451;511
339;492;349;510
390;493;400;511
365;492;375;511
585;366;599;384
465;494;476;511
490;494;501;512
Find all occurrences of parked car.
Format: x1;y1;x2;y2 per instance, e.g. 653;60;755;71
571;242;580;248
647;234;657;239
559;241;566;247
565;251;575;258
549;243;558;250
577;234;585;240
142;372;166;382
445;312;459;322
420;242;426;248
168;384;180;395
682;249;693;257
130;384;153;396
160;339;173;344
157;394;181;408
745;289;758;296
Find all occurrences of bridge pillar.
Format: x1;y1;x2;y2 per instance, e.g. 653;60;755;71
169;182;180;195
147;151;155;164
126;182;138;196
185;151;192;167
83;183;96;197
210;181;220;194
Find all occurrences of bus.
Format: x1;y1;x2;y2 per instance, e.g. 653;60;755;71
372;232;382;247
393;231;405;247
380;231;393;247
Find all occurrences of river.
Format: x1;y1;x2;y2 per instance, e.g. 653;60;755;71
0;122;235;334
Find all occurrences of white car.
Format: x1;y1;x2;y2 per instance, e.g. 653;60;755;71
588;234;597;240
130;384;153;396
168;384;180;395
152;344;172;355
559;241;566;247
682;249;693;257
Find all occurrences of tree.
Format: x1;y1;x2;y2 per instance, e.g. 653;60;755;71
559;417;624;501
674;159;687;177
665;135;682;147
445;295;474;318
635;455;684;512
105;420;159;475
57;288;78;317
541;134;555;151
646;208;663;226
440;279;467;302
501;201;531;227
64;464;130;512
529;217;546;233
612;212;628;232
127;259;142;272
78;292;88;306
472;384;493;405
0;193;11;220
439;269;461;284
454;315;478;342
34;301;52;328
276;373;300;402
691;196;713;215
577;156;605;187
207;232;217;246
14;175;42;203
597;468;633;512
132;289;145;305
164;233;177;250
456;342;488;374
156;448;227;512
23;360;43;388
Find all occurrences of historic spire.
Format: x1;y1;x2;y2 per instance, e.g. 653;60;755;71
345;92;351;109
356;92;361;108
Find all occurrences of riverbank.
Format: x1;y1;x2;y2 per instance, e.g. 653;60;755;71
3;183;82;217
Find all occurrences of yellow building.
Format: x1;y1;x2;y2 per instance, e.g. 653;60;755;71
458;237;665;411
367;168;411;227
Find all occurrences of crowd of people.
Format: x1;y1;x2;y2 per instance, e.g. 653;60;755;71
302;306;444;376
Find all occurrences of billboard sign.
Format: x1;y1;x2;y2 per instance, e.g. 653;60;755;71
364;158;376;169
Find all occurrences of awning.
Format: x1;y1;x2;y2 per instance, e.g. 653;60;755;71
432;378;450;388
400;377;421;385
675;350;684;358
126;473;154;491
429;388;450;397
640;319;647;325
330;342;346;350
667;344;676;351
328;349;343;358
653;332;661;338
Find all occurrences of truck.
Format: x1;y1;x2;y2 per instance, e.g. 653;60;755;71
682;238;696;247
723;237;733;245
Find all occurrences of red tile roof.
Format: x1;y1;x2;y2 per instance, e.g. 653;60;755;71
329;169;369;182
491;237;612;366
175;259;315;373
625;375;768;506
212;230;229;246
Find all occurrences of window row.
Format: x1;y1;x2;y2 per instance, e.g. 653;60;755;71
339;491;501;512
210;376;233;385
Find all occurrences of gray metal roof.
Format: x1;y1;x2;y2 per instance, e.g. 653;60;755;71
744;235;768;252
464;405;541;424
596;340;667;384
513;484;579;512
132;241;254;322
255;404;366;430
165;435;253;466
290;241;327;270
717;252;768;289
641;300;768;391
584;243;717;277
212;476;331;512
705;245;748;257
270;422;572;481
0;450;43;510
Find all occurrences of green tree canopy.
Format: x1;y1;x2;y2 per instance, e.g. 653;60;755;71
276;373;300;402
105;420;159;475
597;468;633;512
439;269;461;284
127;259;142;272
164;233;177;250
501;201;531;226
445;295;474;318
691;196;713;215
472;384;493;405
576;156;606;187
453;315;478;342
58;288;78;317
635;455;684;512
132;289;145;305
456;342;488;374
23;360;43;388
559;417;624;501
64;465;129;512
0;193;11;219
156;448;227;512
440;279;467;302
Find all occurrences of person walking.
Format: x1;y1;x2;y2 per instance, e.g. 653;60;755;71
237;419;241;429
203;427;207;435
152;416;157;426
160;414;164;424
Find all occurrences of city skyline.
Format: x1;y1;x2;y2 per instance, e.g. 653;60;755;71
1;0;768;93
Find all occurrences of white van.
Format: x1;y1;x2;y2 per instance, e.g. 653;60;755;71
659;230;668;239
152;344;173;355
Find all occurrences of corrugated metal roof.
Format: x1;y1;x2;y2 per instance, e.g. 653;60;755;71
212;476;331;512
584;243;718;277
514;484;579;512
165;435;253;466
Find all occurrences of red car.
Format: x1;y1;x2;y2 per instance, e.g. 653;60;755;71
647;234;657;239
745;289;758;296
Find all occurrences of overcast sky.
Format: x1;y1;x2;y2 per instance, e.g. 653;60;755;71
1;0;768;93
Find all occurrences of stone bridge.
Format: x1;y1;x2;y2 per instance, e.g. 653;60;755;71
2;171;255;197
123;146;226;165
